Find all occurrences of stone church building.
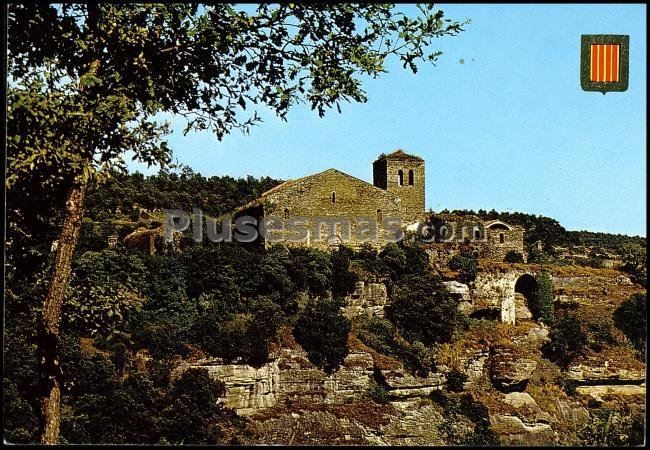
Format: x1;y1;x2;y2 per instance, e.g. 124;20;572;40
235;149;526;261
235;150;425;249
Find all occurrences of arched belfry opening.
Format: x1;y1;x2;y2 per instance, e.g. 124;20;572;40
514;274;537;320
397;170;404;186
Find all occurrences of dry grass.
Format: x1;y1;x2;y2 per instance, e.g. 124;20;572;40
79;337;110;357
348;334;402;370
250;397;398;430
273;324;301;351
435;319;540;368
478;259;625;278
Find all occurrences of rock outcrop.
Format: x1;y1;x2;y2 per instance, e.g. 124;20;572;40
489;346;537;392
565;364;645;384
342;281;388;318
443;281;472;312
378;368;445;398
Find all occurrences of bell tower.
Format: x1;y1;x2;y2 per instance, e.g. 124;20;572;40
373;149;425;222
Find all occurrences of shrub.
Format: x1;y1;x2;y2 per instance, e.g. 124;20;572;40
532;272;554;324
587;321;616;352
577;409;645;446
446;368;468;392
159;368;244;445
543;314;588;369
130;310;194;360
436;392;499;446
401;340;436;377
576;256;604;268
64;250;148;339
613;293;647;358
293;297;351;373
620;244;647;287
330;245;359;299
448;254;477;283
286;247;333;297
389;272;460;347
193;295;282;366
356;316;434;376
355;316;401;357
365;384;391;405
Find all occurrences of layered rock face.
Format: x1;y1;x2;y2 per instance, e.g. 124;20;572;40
342;281;388;318
170;263;644;445
185;359;281;415
489;346;537;393
176;343;450;416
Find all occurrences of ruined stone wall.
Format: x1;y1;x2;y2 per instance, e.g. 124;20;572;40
481;226;526;262
421;217;527;267
261;169;404;250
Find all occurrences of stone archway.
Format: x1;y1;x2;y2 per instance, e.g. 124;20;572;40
514;274;537;320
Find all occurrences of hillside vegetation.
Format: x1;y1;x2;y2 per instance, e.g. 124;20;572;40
5;171;646;445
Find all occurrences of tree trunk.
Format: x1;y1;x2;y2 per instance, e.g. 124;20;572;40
38;177;87;444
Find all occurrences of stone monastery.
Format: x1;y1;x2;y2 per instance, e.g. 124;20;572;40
235;149;526;264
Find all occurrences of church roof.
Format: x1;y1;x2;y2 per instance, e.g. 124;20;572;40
374;149;423;163
234;168;399;215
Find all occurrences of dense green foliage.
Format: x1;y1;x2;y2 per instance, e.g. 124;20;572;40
352;243;465;376
390;272;461;347
293;297;351;374
85;168;282;220
532;272;554;324
448;254;477;283
613;293;647;359
543;314;589;369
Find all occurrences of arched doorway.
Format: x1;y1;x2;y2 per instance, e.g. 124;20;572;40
514;274;537;320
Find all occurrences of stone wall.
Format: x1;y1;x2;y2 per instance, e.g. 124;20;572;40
342;281;388;318
422;216;527;267
242;169;406;250
372;151;425;223
482;224;526;262
471;268;529;311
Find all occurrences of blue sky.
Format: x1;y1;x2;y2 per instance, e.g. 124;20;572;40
128;4;646;237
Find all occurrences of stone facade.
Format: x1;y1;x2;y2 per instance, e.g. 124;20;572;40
235;150;425;250
482;220;527;262
232;150;527;261
372;150;425;223
421;215;527;266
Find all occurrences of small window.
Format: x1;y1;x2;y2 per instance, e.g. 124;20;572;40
332;191;336;203
499;233;505;243
376;209;382;224
284;208;289;220
408;169;414;186
398;170;404;186
474;229;481;240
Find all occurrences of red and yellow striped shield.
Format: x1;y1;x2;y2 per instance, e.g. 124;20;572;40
590;44;620;82
581;35;629;93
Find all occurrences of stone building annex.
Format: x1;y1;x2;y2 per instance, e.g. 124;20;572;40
235;149;526;263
